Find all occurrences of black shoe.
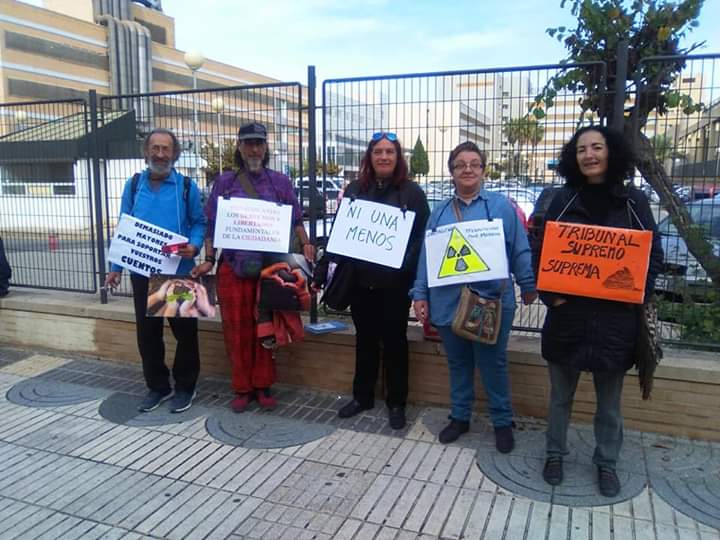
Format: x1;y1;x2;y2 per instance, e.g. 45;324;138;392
438;418;470;444
597;466;620;497
138;389;173;412
543;456;564;486
494;425;515;454
337;399;372;418
169;390;196;413
388;407;406;430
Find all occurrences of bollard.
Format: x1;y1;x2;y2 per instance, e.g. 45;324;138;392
48;231;59;252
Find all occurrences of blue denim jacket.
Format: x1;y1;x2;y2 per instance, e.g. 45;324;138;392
411;189;536;326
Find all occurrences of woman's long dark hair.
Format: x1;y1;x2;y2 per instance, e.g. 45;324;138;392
357;136;409;191
557;126;635;188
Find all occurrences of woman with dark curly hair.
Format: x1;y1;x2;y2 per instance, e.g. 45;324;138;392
314;132;430;430
532;126;663;497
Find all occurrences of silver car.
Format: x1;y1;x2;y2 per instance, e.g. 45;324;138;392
655;198;720;300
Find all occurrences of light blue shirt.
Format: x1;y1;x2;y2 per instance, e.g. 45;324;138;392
110;168;207;274
411;189;536;326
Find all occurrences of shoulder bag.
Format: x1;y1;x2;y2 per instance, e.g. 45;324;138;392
448;198;503;345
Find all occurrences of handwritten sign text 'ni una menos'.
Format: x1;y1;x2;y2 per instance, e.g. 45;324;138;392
537;221;652;304
326;198;416;268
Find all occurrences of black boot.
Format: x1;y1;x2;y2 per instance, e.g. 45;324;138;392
438;418;469;444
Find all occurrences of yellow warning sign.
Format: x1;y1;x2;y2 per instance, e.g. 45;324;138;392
438;227;489;278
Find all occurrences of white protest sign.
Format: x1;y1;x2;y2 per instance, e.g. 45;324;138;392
213;197;293;253
108;214;188;277
425;219;509;287
326;198;416;269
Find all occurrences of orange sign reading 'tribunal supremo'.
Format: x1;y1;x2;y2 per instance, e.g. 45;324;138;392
537;221;653;304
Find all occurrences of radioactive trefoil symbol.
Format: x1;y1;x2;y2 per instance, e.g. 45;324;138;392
438;227;489;278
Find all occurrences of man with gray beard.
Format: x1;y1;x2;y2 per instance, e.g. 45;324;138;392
105;128;207;414
193;122;314;412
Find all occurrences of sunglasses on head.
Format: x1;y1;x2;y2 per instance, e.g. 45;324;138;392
371;132;398;142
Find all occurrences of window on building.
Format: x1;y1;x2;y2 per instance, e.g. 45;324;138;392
0;162;75;196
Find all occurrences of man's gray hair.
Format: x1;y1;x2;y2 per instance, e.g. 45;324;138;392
143;128;182;161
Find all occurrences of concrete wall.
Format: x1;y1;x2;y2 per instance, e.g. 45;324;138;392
1;288;719;442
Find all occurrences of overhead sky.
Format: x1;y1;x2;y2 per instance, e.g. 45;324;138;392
18;0;720;83
168;0;718;83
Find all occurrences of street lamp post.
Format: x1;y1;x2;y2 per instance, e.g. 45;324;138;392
184;50;205;182
14;110;28;130
438;126;448;188
211;97;224;176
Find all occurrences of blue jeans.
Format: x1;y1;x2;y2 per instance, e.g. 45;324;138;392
545;363;625;468
436;308;515;427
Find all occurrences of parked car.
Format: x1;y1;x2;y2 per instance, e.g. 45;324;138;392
486;187;537;220
655;198;720;300
527;185;562;243
293;177;343;216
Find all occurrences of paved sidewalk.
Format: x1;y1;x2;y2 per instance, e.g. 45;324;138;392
0;346;718;540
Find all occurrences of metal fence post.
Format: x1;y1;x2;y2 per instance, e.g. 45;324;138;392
308;65;318;323
611;40;629;129
88;90;108;304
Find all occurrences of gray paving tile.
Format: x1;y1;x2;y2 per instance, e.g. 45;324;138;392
645;434;720;531
0;502;49;538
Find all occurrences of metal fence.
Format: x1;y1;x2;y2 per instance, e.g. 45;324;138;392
0;98;99;293
0;55;718;348
95;82;305;297
321;62;608;334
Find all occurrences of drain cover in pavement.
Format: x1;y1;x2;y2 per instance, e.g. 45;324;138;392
98;392;207;427
206;409;335;449
475;424;646;506
645;435;720;530
6;379;110;407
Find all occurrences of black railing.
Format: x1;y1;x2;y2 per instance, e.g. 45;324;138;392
0;56;718;348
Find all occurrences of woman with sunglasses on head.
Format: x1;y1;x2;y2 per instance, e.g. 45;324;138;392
315;132;430;430
532;126;663;497
412;141;537;450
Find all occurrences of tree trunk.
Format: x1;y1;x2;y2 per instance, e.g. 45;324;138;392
632;130;720;291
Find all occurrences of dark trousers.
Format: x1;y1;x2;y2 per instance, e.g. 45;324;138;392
350;286;410;409
0;237;11;296
545;363;625;468
131;274;200;394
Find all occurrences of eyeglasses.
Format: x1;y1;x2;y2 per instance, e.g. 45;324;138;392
371;132;398;142
452;161;485;171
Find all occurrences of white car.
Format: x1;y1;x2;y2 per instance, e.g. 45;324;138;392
486;187;537;219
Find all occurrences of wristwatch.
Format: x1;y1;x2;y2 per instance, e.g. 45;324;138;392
204;255;216;264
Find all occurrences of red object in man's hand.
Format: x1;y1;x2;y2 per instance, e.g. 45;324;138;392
161;242;188;255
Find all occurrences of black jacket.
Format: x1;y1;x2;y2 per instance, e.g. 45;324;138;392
531;184;664;372
317;179;430;292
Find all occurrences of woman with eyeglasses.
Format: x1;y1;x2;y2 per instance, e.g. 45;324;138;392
315;132;430;430
412;141;537;450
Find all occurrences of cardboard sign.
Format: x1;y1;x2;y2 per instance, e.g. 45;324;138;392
537;221;653;304
425;219;509;288
146;275;216;318
213;197;293;253
108;214;187;277
326;198;416;269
